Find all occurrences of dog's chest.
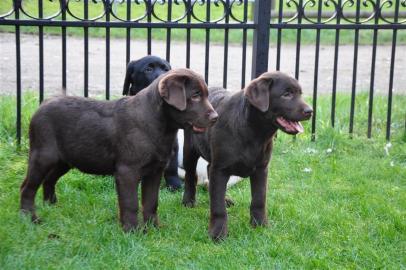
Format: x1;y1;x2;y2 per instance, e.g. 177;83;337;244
118;125;174;155
228;141;272;177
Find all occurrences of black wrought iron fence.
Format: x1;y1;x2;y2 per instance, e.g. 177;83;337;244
0;0;405;144
270;0;406;141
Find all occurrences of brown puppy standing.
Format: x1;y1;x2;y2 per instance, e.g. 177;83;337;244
182;71;313;240
20;68;218;232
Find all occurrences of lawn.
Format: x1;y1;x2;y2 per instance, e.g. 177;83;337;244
1;0;405;45
0;92;405;269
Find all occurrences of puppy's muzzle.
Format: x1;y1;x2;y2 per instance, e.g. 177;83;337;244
302;106;313;120
208;110;219;125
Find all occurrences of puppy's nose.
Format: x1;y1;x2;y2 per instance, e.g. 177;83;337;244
208;111;218;124
303;107;313;117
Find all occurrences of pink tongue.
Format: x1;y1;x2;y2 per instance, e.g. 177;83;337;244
276;117;304;134
193;126;206;133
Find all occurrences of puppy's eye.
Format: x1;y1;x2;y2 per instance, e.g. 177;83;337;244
282;92;293;98
191;93;201;102
145;67;153;73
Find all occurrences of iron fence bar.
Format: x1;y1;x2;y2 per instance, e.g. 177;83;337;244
126;0;131;65
38;0;44;103
241;0;248;89
349;0;361;137
3;20;406;30
223;0;230;88
386;0;400;141
271;10;406;19
367;0;380;138
186;0;191;68
147;0;152;55
293;0;303;143
311;0;322;141
294;0;303;80
62;0;67;93
270;24;406;29
0;20;256;28
166;0;172;62
331;0;341;128
204;0;211;84
15;0;21;145
84;0;89;97
106;0;110;100
276;0;283;70
251;0;271;78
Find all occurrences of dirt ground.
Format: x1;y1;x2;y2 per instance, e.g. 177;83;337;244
1;32;405;97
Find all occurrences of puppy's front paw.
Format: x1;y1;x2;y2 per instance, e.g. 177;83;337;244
209;219;228;241
182;199;196;208
20;209;42;224
43;194;57;205
122;222;139;233
32;215;42;224
250;216;268;227
143;214;160;228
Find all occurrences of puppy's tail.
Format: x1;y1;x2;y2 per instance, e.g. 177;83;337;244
122;64;132;96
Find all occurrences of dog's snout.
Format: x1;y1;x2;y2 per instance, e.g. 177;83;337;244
303;106;313;117
208;111;219;124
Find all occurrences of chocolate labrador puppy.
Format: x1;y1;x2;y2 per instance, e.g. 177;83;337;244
20;68;218;232
123;56;182;191
182;71;313;240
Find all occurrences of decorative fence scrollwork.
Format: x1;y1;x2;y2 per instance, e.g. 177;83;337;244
0;0;251;23
2;0;405;24
280;0;406;24
151;0;189;23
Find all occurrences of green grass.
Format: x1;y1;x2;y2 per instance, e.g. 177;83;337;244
1;0;405;45
0;92;405;269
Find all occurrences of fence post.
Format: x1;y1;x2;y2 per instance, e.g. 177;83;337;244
251;0;272;79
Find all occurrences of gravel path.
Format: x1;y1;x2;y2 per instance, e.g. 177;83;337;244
1;32;405;97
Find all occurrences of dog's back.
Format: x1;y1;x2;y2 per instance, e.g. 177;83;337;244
29;96;125;175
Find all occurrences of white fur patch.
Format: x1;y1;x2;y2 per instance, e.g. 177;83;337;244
177;130;242;189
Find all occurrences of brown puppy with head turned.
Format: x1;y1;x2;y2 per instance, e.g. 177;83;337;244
20;68;218;232
182;71;313;240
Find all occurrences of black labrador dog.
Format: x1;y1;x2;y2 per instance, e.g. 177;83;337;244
20;68;218;232
182;71;313;240
123;55;171;96
123;55;182;191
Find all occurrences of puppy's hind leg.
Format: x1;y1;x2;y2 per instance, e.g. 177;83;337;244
182;136;199;207
42;162;70;204
164;139;183;192
20;150;57;223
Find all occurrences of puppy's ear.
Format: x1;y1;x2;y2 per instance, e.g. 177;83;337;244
163;59;172;71
244;76;272;112
122;62;135;96
158;73;187;111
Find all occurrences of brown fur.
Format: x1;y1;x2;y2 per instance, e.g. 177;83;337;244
20;68;218;232
182;71;312;240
